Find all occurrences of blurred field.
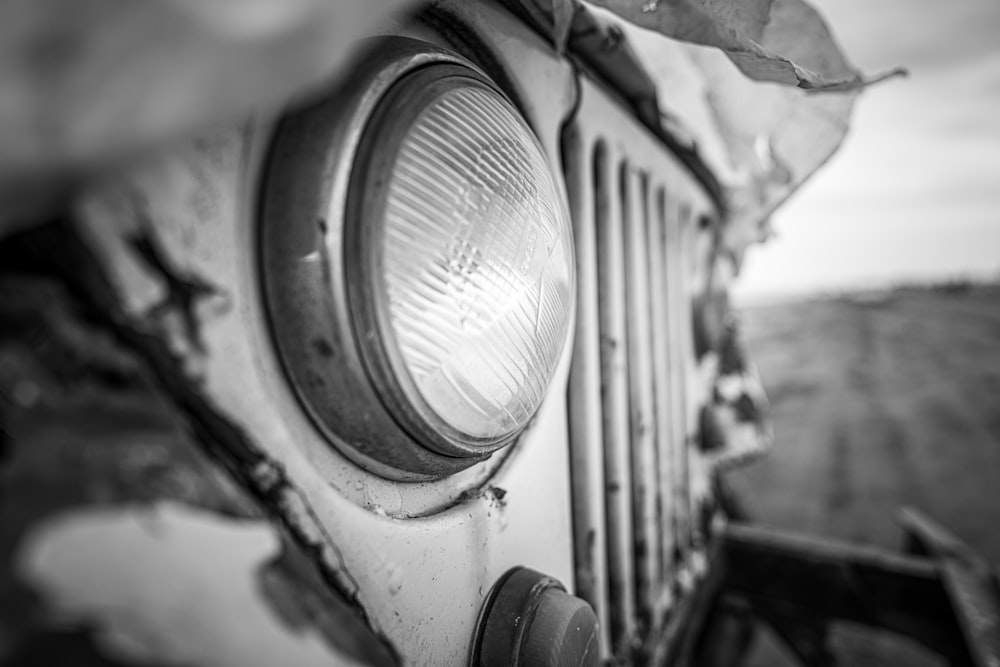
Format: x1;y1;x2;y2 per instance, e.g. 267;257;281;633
725;283;1000;664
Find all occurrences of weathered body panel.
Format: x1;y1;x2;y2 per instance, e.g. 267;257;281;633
3;3;588;665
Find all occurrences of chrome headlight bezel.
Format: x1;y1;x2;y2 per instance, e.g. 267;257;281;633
260;37;574;480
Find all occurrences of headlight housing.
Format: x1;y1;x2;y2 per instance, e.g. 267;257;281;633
261;39;574;479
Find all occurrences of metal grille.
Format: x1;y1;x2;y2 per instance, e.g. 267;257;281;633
563;76;716;661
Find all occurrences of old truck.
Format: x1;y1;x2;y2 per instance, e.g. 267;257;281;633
1;0;996;665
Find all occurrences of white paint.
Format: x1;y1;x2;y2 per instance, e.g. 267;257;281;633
17;503;365;667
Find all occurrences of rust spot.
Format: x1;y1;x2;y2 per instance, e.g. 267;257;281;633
486;485;508;509
459;485;508;510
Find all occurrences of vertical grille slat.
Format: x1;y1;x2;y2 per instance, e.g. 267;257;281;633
621;164;660;633
660;195;691;566
676;202;701;556
563;127;613;659
594;144;638;652
647;185;675;620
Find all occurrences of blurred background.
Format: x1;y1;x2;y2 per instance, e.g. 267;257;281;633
728;1;1000;662
735;0;1000;303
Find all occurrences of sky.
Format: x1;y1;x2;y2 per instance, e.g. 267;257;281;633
733;0;1000;303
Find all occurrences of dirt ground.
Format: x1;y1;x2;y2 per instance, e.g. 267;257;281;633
724;283;1000;665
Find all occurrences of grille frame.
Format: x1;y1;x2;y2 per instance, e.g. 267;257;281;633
563;74;719;661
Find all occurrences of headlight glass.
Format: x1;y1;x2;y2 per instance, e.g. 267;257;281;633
350;68;574;450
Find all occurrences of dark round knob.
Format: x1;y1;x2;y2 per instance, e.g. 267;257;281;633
472;567;600;667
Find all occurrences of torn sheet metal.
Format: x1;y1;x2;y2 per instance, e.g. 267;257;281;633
514;0;902;90
506;0;904;267
599;1;886;265
589;0;862;90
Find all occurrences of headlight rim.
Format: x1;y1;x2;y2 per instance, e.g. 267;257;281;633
259;37;572;480
346;65;528;458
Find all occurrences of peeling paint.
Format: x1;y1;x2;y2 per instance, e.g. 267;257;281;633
264;468;366;609
482;485;508;510
460;485;508;511
0;221;398;665
39;216;387;642
18;503;368;667
128;207;223;355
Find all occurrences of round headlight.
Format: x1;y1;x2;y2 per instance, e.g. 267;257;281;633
348;66;574;454
260;41;574;479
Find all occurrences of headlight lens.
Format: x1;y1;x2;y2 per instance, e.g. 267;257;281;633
349;67;574;451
